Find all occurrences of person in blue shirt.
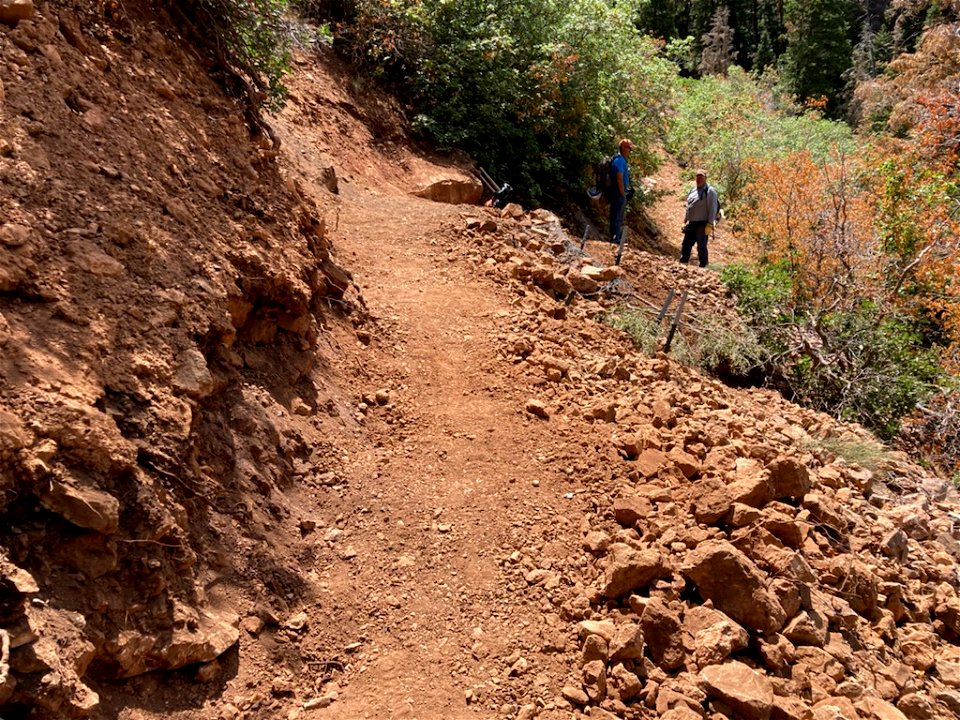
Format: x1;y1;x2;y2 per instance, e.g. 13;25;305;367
608;139;634;247
680;168;719;268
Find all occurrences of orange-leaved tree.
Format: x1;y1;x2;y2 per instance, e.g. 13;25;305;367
725;145;943;438
735;148;880;314
872;90;960;471
873;91;960;367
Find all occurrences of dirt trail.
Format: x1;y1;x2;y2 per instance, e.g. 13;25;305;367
264;56;744;717
5;9;959;720
284;174;586;716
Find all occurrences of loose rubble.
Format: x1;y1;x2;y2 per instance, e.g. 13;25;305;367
435;201;960;720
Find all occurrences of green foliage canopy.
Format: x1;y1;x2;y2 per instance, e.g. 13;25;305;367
333;0;678;203
666;68;855;202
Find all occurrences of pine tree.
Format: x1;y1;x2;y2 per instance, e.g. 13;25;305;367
751;0;783;72
690;0;718;48
753;15;775;72
699;7;738;75
781;0;854;112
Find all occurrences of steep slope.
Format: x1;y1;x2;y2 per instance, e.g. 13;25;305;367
0;2;359;716
1;5;959;720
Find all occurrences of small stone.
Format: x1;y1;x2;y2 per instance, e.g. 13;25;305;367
338;546;358;560
98;164;122;180
299;519;316;534
173;348;215;398
517;704;538;720
196;660;220;682
526;399;549;419
375;388;390;405
283;611;308;632
0;223;30;248
219;703;240;720
508;657;529;676
164;197;192;224
291;397;312;416
241;616;264;636
303;697;333;710
562;685;589;705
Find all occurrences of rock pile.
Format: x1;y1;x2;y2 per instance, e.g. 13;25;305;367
443;205;960;720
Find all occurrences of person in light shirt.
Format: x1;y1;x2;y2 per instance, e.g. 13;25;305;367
680;168;719;268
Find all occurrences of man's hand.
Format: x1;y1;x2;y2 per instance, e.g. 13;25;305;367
705;223;714;237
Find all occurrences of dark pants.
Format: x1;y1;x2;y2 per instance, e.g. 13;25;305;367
680;221;709;267
609;194;626;245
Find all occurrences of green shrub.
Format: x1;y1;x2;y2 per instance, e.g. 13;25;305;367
720;260;942;440
607;305;768;381
693;315;769;377
719;260;794;350
607;308;661;354
170;0;292;112
313;0;678;205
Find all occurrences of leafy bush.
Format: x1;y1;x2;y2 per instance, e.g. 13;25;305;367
719;261;793;341
666;68;856;203
310;0;678;205
721;261;942;440
168;0;293;113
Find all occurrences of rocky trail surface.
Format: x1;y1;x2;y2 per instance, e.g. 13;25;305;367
1;4;959;720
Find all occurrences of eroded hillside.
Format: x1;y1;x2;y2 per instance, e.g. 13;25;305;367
0;1;359;715
1;4;959;720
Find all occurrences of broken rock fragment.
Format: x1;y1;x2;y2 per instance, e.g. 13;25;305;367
39;479;120;534
700;660;774;720
681;540;786;634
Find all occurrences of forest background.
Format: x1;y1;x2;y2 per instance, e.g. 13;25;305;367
178;0;960;474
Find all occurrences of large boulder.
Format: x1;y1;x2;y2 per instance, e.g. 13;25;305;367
412;177;483;205
700;660;775;720
681;540;787;634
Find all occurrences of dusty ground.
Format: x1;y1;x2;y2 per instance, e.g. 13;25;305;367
2;6;959;720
